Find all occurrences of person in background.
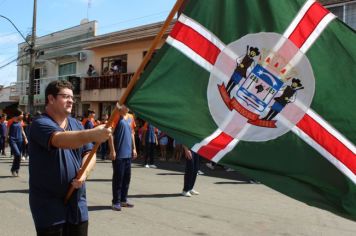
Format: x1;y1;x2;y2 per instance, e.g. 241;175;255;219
181;146;200;197
8;108;27;176
86;64;97;77
109;105;137;211
28;80;112;235
142;122;158;168
83;110;96;130
0;113;7;156
172;139;183;163
22;113;31;160
100;114;109;160
157;130;168;161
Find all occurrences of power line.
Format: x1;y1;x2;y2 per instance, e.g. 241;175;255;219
0;53;28;70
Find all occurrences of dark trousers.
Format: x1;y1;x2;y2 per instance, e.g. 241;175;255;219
183;152;200;192
36;221;88;236
10;140;23;172
0;136;5;154
112;158;131;204
144;142;155;165
100;141;108;160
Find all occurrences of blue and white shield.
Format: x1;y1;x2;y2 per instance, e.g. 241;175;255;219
236;64;283;112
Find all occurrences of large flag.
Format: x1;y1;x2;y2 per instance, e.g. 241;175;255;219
126;0;356;220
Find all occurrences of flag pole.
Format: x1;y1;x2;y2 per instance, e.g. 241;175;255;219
119;0;186;105
64;0;185;204
64;104;120;204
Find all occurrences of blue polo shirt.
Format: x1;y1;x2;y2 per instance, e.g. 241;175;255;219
9;121;23;142
84;119;94;129
0;122;6;137
28;114;93;228
113;117;132;159
145;123;156;144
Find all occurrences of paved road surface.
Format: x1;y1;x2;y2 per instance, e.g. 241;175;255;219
1;154;356;236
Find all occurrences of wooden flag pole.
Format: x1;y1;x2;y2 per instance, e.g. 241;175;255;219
119;0;185;105
64;0;185;204
64;103;120;204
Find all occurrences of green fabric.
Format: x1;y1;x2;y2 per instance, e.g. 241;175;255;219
127;0;356;220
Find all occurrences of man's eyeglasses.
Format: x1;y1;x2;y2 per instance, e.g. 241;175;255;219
56;94;75;102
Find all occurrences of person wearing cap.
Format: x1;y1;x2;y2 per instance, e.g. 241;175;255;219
226;46;261;96
262;78;304;121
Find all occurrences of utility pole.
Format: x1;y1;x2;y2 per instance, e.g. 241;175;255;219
28;0;37;114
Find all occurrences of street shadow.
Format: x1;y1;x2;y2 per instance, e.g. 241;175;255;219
156;173;184;176
0;189;29;194
128;193;181;199
0;175;13;179
88;205;112;211
214;181;250;185
86;179;111;182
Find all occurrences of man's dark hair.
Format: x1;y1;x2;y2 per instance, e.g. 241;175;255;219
45;80;73;105
0;113;7;119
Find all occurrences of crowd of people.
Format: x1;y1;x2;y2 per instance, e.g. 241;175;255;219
0;79;246;235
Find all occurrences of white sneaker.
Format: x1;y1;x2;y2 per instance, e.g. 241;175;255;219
189;189;200;195
21;156;26;161
149;165;157;168
206;162;215;170
197;170;204;175
144;164;150;168
181;191;192;197
225;167;234;172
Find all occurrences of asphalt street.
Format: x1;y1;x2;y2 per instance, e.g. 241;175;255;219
1;153;356;236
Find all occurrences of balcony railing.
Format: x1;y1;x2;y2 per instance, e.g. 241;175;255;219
84;73;134;90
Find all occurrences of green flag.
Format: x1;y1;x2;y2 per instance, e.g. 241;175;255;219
127;0;356;220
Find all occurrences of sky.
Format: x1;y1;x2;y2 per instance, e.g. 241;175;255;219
0;0;177;87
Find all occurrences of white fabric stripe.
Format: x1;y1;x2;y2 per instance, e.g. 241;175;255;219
191;112;236;153
211;138;239;163
291;126;356;184
166;36;213;72
178;14;226;51
306;109;356;154
300;13;336;53
283;0;316;38
191;128;223;153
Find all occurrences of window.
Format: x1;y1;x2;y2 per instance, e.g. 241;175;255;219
59;62;77;77
101;54;127;75
327;2;356;30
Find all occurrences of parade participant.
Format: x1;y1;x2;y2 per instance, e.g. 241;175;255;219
83;109;96;130
142;122;158;168
181;146;200;197
109;105;137;211
28;80;112;236
8;108;27;176
0;113;7;156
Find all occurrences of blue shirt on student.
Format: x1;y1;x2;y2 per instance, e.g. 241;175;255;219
113;117;132;159
9;121;23;142
28;114;93;228
145;123;156;144
84;119;94;129
0;122;6;137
